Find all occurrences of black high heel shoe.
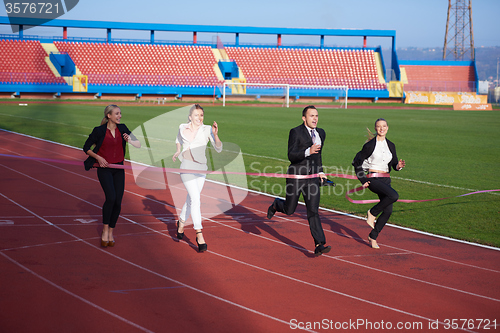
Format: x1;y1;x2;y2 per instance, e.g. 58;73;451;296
196;231;207;252
176;220;184;240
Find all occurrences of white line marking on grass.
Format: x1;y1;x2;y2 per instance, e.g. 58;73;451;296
392;176;500;195
0;113;93;131
1;129;498;252
0;127;496;195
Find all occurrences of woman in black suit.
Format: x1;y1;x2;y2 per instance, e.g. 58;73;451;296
352;118;405;249
83;105;141;247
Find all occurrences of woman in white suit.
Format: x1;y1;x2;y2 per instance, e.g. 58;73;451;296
172;104;223;252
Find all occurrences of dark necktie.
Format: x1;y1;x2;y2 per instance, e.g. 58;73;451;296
311;129;316;143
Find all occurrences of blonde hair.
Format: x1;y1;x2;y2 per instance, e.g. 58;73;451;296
188;104;204;122
365;118;387;142
101;104;120;126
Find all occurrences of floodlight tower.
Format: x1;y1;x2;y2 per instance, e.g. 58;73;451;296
443;0;475;61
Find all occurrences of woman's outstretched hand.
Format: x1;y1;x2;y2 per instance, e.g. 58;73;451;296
212;121;218;136
397;159;406;170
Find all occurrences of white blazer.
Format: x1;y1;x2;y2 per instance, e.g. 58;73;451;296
176;123;223;164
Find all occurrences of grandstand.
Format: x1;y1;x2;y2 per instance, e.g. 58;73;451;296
225;47;386;90
0;39;66;85
0;16;483;104
400;60;477;92
54;42;219;87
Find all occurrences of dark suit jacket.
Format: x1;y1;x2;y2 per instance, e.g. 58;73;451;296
287;124;325;176
83;123;134;170
352;137;399;184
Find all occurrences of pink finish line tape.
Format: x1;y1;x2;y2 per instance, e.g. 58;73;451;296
1;154;498;204
346;185;500;204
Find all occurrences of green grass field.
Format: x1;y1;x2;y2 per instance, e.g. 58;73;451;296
1;101;499;247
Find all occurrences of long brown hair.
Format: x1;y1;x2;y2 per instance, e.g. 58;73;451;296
101;104;120;126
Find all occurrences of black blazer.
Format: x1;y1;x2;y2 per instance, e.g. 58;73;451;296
287;124;325;176
83;123;134;170
352;137;399;184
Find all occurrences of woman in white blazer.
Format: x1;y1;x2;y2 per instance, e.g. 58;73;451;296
172;104;223;252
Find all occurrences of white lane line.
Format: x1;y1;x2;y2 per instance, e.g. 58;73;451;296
0;193;155;333
0;163;487;332
2;136;500;294
1;252;155;333
1;126;498;197
8;154;500;281
0;175;316;333
200;214;500;303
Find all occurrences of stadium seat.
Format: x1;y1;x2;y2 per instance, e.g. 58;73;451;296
54;41;220;86
0;39;62;84
403;65;475;92
225;47;383;90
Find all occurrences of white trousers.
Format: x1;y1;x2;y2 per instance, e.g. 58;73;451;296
179;159;207;230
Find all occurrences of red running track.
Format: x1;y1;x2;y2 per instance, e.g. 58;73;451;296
0;129;499;333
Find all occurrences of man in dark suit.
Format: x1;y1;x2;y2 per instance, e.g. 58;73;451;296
267;105;331;256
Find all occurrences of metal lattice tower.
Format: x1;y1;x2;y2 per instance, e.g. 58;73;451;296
443;0;475;61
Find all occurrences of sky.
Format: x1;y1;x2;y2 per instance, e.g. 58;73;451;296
1;0;499;49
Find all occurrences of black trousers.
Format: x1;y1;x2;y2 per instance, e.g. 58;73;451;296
368;177;399;240
274;177;326;246
97;166;125;228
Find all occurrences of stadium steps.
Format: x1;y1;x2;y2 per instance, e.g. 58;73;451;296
218;48;230;60
388;81;404;97
212;48;246;86
400;67;408;84
211;49;226;81
41;43;81;85
374;52;386;84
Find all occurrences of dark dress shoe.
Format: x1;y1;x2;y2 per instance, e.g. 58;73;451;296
267;199;277;219
176;220;184;240
196;231;207;252
101;239;109;247
314;244;331;256
108;240;115;247
197;240;207;252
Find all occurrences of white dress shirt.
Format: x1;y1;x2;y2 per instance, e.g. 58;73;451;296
304;125;322;158
362;139;392;172
176;124;223;164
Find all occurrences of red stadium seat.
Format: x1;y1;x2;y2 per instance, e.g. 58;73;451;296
1;40;61;84
224;46;383;90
